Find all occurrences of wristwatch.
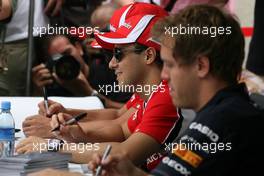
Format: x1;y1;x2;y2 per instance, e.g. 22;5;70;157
47;139;64;152
91;89;99;96
90;89;105;107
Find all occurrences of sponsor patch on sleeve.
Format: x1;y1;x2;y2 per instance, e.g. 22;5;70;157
172;144;203;168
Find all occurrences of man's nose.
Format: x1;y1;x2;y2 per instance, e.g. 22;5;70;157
161;66;170;81
109;57;118;70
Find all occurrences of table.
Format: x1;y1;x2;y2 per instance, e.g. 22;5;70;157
0;96;103;175
0;96;104;132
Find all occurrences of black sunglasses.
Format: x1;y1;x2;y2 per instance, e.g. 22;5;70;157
102;49;113;63
113;47;145;63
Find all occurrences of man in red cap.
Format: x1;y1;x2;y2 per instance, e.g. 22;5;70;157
16;2;182;174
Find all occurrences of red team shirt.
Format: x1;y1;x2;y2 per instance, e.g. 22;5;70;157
125;80;182;170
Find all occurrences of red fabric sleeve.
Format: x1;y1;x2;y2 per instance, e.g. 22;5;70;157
125;93;142;109
136;103;179;144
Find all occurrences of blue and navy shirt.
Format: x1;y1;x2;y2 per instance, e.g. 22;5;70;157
151;83;263;176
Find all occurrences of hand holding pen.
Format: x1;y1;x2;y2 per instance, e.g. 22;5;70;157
95;145;112;176
50;112;87;142
50;112;87;132
39;93;66;117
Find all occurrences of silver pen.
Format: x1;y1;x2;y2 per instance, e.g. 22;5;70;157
95;145;112;176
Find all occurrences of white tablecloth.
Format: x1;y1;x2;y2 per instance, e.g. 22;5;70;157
0;96;103;175
0;96;104;130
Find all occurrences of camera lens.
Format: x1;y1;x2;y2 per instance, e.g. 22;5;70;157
55;55;81;80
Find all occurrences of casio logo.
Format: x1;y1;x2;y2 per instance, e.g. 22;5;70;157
189;122;219;142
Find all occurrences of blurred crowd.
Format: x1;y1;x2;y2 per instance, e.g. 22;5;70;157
1;1;264;176
1;0;263;101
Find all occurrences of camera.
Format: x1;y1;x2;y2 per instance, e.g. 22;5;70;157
46;54;81;80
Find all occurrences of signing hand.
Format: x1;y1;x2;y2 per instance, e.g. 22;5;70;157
88;153;146;176
38;99;66;117
50;113;87;143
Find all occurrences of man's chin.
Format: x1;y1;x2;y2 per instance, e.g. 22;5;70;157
117;81;125;86
172;97;183;108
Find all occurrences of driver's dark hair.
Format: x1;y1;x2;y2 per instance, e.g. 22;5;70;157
152;5;245;84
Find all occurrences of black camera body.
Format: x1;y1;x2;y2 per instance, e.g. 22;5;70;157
46;54;81;80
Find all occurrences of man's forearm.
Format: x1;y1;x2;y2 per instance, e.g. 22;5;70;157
65;108;119;121
80;121;126;143
76;108;135;140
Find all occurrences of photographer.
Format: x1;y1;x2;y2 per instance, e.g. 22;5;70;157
32;35;128;106
32;35;91;97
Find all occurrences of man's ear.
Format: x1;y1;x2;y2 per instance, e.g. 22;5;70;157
74;42;84;56
144;47;156;65
196;56;210;78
